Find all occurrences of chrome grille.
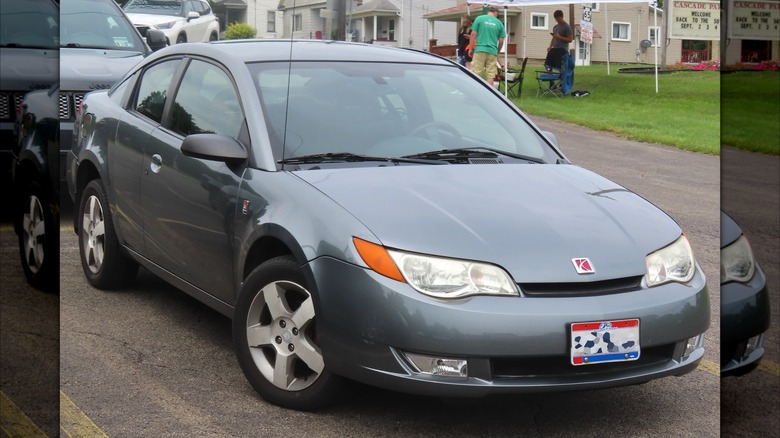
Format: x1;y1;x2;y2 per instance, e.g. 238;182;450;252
0;93;9;119
59;92;86;120
0;93;26;120
59;92;71;119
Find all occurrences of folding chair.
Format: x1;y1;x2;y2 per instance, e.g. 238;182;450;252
506;57;528;99
536;53;574;98
536;58;564;97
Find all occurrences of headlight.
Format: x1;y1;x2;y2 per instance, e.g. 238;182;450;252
387;251;518;299
721;234;755;283
155;21;177;29
645;234;695;287
353;237;518;299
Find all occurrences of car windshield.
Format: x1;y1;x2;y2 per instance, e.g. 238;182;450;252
250;61;559;165
124;0;184;16
0;0;59;50
61;0;146;51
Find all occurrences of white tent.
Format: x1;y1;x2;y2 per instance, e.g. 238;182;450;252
466;0;660;94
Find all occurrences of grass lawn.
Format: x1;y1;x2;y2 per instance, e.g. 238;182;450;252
504;63;720;155
721;71;780;155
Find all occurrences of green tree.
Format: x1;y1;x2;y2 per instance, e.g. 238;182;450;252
223;22;257;40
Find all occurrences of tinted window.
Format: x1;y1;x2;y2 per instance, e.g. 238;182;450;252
170;60;242;138
124;0;184;17
61;0;146;51
135;60;179;123
0;0;59;49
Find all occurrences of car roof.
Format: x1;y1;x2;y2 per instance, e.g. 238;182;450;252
147;39;455;66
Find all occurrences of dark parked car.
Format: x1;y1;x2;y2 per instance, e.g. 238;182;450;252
0;0;59;202
11;0;165;292
720;210;771;376
68;40;710;410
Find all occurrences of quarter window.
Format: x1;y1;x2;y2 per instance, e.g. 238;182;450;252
135;60;180;123
170;60;242;138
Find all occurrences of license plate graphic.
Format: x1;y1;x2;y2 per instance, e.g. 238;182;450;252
570;319;640;366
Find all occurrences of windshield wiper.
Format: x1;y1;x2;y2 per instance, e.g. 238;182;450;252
402;147;546;164
278;152;446;165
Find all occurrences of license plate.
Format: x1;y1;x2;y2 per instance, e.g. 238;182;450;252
570;319;640;366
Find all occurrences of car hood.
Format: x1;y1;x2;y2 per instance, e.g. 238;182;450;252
295;164;682;283
125;13;183;27
0;48;58;90
60;48;145;92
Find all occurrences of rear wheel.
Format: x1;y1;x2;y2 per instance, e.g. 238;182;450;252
233;255;341;410
17;179;58;292
77;179;138;289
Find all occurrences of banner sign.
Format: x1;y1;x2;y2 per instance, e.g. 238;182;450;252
728;0;780;40
669;1;721;40
580;21;594;43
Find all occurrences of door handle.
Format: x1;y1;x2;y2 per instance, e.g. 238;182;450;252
150;153;163;174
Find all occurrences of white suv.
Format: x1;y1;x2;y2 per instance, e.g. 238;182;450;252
124;0;219;45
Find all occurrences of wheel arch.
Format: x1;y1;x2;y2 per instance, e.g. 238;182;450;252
72;159;101;233
238;223;317;304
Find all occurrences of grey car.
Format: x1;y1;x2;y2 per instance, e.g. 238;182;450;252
67;40;710;410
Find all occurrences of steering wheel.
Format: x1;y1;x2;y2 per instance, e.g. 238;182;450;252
408;121;463;146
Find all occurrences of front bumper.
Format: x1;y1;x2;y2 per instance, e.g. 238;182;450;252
721;265;771;376
309;257;710;397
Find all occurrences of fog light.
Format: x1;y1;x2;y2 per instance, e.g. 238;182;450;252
683;334;703;359
742;335;763;360
404;352;468;377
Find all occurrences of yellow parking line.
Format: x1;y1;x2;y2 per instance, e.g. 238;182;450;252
759;359;780;377
0;390;48;438
60;391;109;438
698;359;720;376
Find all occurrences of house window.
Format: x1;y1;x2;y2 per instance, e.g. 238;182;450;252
531;13;548;30
589;3;599;12
389;19;395;41
267;11;276;33
648;26;660;47
612;22;630;41
293;14;302;32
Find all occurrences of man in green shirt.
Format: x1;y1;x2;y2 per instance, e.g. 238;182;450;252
468;6;506;86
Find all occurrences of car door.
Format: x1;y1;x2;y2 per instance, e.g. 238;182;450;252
185;0;208;41
140;57;245;303
111;59;182;254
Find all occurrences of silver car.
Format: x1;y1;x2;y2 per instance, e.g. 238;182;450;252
67;40;710;410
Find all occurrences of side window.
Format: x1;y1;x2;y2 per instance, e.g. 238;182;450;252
183;1;195;16
198;1;211;15
135;60;180;123
170;59;242;138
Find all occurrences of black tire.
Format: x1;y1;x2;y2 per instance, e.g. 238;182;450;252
176;33;186;44
233;255;341;410
16;178;58;292
209;32;218;42
77;179;138;289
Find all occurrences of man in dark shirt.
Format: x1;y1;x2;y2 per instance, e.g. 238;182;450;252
544;10;573;71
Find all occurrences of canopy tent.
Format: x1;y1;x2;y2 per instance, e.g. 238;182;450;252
462;0;661;94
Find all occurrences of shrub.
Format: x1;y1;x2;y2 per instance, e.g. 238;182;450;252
223;22;257;40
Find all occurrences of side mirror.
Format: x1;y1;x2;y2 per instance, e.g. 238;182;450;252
542;131;559;148
181;133;248;163
187;11;200;21
146;29;167;51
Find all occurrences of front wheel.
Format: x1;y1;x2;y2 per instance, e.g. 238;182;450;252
233;255;341;410
77;179;138;289
17;179;58;292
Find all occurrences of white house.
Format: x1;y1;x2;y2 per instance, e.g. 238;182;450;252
212;0;283;38
277;0;459;50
